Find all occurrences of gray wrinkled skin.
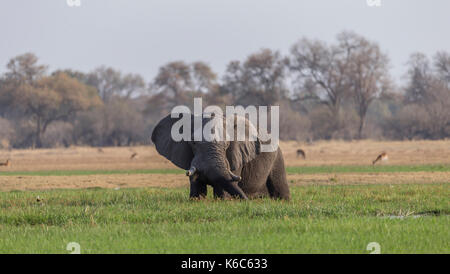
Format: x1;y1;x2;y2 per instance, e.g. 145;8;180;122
151;113;290;200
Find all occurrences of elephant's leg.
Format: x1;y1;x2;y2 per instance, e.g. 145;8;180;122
266;149;291;200
213;184;233;199
266;176;290;200
222;181;248;200
213;185;225;199
189;175;207;199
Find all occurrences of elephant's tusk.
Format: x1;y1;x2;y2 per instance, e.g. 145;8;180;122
186;166;197;176
229;171;242;182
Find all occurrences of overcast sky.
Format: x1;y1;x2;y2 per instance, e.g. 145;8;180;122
1;0;449;84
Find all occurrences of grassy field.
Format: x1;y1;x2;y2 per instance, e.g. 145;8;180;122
0;184;448;253
0;140;449;253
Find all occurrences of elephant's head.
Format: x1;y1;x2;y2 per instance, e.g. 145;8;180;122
151;113;260;185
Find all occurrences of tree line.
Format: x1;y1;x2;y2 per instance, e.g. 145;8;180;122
0;31;449;148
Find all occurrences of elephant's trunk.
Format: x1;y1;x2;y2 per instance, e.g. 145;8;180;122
206;164;241;184
191;149;241;184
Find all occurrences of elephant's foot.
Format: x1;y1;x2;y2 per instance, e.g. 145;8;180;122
213;185;225;199
189;178;207;199
189;194;207;201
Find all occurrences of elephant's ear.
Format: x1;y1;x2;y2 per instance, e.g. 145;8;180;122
151;114;193;170
226;115;260;172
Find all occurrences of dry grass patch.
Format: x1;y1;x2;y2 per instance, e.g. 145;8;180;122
281;139;450;166
288;172;450;186
0;174;186;191
0;140;449;172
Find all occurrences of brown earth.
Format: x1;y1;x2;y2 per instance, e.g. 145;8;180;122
280;139;450;167
0;174;186;191
0;172;448;192
0;140;449;172
0;140;449;191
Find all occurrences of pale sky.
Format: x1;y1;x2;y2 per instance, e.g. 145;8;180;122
1;0;449;84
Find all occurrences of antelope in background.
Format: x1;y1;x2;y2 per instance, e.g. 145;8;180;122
0;159;11;167
296;149;306;159
372;152;388;165
130;152;138;160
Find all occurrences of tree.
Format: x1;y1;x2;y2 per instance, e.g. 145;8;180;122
102;98;147;146
86;66;146;101
342;32;391;139
10;73;101;147
402;52;450;139
242;49;288;105
223;49;287;106
192;62;229;106
434;51;450;84
51;69;91;84
149;61;218;109
4;53;47;84
1;53;47;115
288;37;351;130
0;117;14;148
221;61;243;101
151;61;193;107
404;53;432;104
192;61;219;94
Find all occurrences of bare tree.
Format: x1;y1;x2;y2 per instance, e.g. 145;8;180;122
87;66;146;101
222;49;287;106
434;51;450;84
288;37;351;129
102;98;147;146
151;61;194;107
404;53;433;104
401;52;450;139
241;49;288;105
221;61;245;105
120;73;147;98
149;61;219;108
192;61;219;94
342;32;391;139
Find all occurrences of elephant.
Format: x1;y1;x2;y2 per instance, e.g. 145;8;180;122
151;112;290;200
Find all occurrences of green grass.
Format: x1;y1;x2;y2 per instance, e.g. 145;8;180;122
0;184;448;253
0;164;449;176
